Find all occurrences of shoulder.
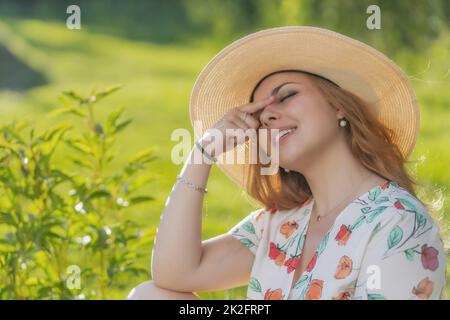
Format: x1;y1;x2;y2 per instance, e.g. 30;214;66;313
367;182;444;251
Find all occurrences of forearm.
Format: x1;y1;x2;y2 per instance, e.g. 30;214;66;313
151;140;213;285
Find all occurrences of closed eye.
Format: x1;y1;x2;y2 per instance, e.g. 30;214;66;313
280;92;297;103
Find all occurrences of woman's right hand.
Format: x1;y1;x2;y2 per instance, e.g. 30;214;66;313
198;95;276;158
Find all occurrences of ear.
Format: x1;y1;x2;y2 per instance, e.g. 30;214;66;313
335;108;345;120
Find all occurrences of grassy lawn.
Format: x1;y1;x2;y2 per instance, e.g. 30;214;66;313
0;17;448;299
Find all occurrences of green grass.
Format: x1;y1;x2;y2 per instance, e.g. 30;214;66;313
0;17;448;300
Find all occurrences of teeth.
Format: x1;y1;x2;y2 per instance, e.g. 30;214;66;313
279;127;296;138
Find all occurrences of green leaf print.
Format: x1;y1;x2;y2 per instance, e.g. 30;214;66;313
366;206;388;223
298;280;311;300
317;232;330;256
368;187;381;201
374;196;389;204
404;249;415;261
239;238;255;248
294;274;309;289
249;277;262;293
361;207;371;214
372;222;382;234
416;213;427;230
387;226;403;249
242;221;256;234
397;197;417;212
351;214;366;230
368;293;387;300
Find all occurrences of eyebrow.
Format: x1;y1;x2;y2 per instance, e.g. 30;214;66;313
270;82;299;96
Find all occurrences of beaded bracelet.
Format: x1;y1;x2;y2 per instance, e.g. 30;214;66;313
176;175;208;194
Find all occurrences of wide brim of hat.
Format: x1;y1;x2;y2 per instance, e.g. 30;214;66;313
189;26;419;191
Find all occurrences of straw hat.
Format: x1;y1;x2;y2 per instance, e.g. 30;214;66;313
189;26;419;190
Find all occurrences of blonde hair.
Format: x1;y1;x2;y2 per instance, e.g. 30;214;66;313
244;70;444;228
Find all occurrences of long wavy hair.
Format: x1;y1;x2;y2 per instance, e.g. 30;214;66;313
244;70;443;222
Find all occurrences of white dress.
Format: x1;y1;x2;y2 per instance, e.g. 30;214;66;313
227;180;446;300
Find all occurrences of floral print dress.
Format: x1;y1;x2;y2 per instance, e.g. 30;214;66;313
227;180;446;300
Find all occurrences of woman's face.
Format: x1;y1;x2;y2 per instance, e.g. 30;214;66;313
252;72;345;170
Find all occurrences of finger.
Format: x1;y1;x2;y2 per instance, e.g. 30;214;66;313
238;95;275;114
242;114;261;129
230;115;251;130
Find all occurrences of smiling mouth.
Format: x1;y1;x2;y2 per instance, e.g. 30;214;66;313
277;127;297;142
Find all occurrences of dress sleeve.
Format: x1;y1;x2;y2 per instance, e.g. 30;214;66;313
354;205;447;300
227;207;268;255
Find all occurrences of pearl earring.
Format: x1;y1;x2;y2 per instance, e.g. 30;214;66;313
339;118;348;127
283;167;290;173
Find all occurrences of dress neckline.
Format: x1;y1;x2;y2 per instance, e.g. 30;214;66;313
287;179;392;296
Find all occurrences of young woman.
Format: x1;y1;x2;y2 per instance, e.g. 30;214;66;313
127;26;446;300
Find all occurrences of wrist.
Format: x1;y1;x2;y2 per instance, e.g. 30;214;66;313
195;139;217;163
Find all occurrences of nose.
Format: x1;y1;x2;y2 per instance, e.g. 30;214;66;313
259;101;281;127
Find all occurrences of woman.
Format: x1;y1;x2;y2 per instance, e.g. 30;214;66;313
127;26;446;300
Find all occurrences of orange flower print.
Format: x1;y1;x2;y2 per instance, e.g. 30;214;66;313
332;289;355;300
275;251;286;266
334;255;353;279
269;242;286;266
284;255;300;273
264;288;284;300
306;279;323;300
335;224;352;245
280;221;299;238
412;277;434;299
306;252;318;272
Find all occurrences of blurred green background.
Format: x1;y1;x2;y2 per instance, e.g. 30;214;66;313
0;0;448;299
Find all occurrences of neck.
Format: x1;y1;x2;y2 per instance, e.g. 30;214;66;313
294;137;383;215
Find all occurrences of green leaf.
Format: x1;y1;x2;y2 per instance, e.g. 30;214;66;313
404;249;415;261
372;222;382;235
387;226;403;249
239;238;255;248
42;123;71;141
129;196;154;205
368;293;386;300
88;190;112;200
396;197;417;212
62;90;84;102
113;119;133;134
72;158;93;169
127;173;156;192
361;207;371;214
416;213;427;230
366;206;388;223
242;221;256;234
317;231;330;256
106;107;126;133
368;187;381;201
65;139;92;155
93;84;123;102
294;274;309;289
350;214;366;230
48;107;86;118
249;277;262;293
128;147;157;165
374;196;389;204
